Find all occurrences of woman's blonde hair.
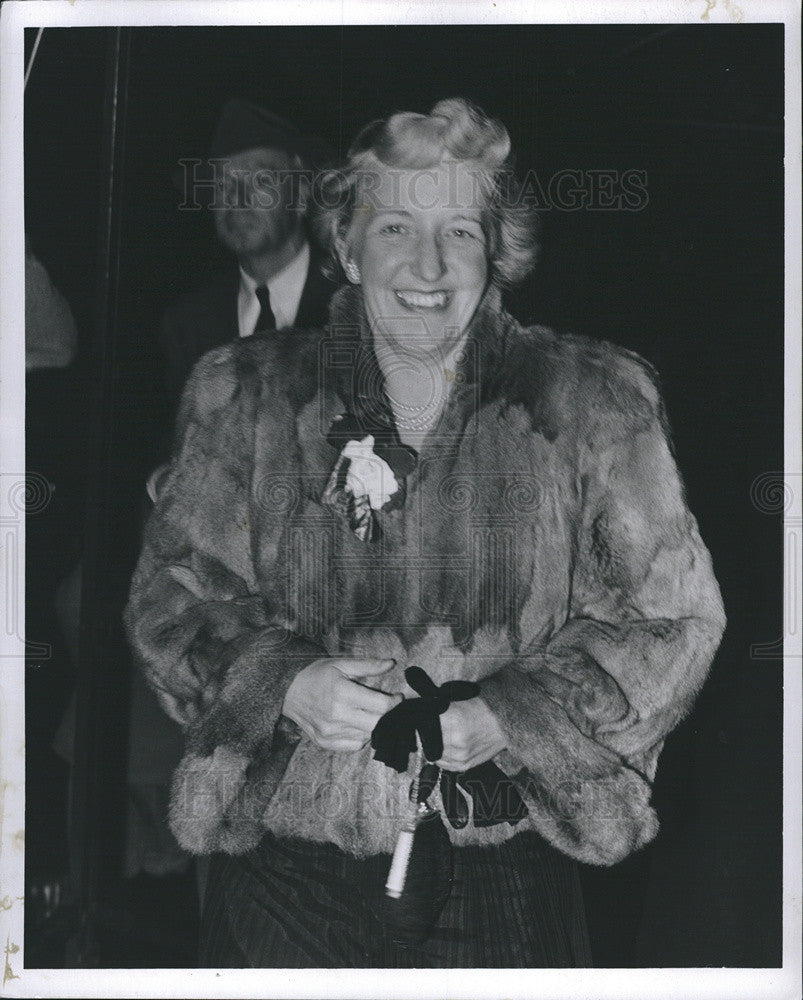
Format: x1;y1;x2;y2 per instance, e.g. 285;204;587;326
314;98;539;288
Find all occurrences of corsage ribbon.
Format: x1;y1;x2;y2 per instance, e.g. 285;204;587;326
371;666;529;829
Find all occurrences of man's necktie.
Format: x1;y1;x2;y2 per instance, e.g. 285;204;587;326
254;285;277;333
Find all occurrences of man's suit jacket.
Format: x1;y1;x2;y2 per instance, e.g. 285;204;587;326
159;255;339;416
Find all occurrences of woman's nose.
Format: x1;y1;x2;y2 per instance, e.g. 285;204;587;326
412;233;446;282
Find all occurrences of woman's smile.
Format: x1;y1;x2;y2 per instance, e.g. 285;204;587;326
393;289;452;310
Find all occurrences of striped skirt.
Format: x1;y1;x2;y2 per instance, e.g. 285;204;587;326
199;830;592;968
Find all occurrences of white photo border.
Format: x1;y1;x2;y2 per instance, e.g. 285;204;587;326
1;1;800;997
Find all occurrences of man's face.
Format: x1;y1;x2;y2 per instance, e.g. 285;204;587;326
213;147;303;258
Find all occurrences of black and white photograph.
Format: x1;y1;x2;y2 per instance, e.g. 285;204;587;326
0;1;800;997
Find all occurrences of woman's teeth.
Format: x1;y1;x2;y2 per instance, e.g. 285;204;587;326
394;290;450;309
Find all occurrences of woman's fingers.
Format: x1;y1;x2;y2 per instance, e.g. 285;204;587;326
331;657;402;719
348;703;393;730
333;657;396;678
311;721;370;749
331;684;401;734
282;656;401;752
341;678;401;717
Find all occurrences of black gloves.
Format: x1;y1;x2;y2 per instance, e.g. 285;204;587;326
371;665;479;772
371;667;528;829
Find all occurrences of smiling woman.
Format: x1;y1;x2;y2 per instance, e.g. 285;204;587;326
341;159;489;450
124;97;725;968
321;98;538;449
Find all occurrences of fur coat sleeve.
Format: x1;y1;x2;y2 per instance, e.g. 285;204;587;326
480;347;726;865
123;340;326;853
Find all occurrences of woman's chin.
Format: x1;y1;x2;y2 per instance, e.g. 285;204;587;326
373;317;468;359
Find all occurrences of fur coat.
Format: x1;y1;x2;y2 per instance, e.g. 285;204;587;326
124;283;725;866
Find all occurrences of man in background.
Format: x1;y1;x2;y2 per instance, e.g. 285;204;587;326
160;98;338;415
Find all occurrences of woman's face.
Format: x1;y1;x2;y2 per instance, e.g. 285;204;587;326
348;160;490;356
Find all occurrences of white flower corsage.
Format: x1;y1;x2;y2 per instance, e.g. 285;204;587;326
341;435;400;511
322;416;416;543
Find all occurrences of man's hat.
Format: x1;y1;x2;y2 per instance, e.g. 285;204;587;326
210;99;333;169
171;99;335;205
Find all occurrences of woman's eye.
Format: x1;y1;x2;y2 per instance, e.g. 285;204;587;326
379;223;406;235
448;227;482;241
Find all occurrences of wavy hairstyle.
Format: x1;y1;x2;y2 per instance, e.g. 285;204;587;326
314;98;540;288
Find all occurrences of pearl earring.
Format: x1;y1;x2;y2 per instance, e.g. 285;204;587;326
345;261;361;284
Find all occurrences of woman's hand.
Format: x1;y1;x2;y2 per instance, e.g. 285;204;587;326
282;657;401;752
437;697;507;772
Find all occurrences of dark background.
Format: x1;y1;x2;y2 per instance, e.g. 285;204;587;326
24;24;783;967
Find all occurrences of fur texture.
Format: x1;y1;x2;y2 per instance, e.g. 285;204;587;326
124;284;725;866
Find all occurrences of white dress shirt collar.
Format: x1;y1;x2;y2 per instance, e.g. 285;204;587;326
237;241;310;337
